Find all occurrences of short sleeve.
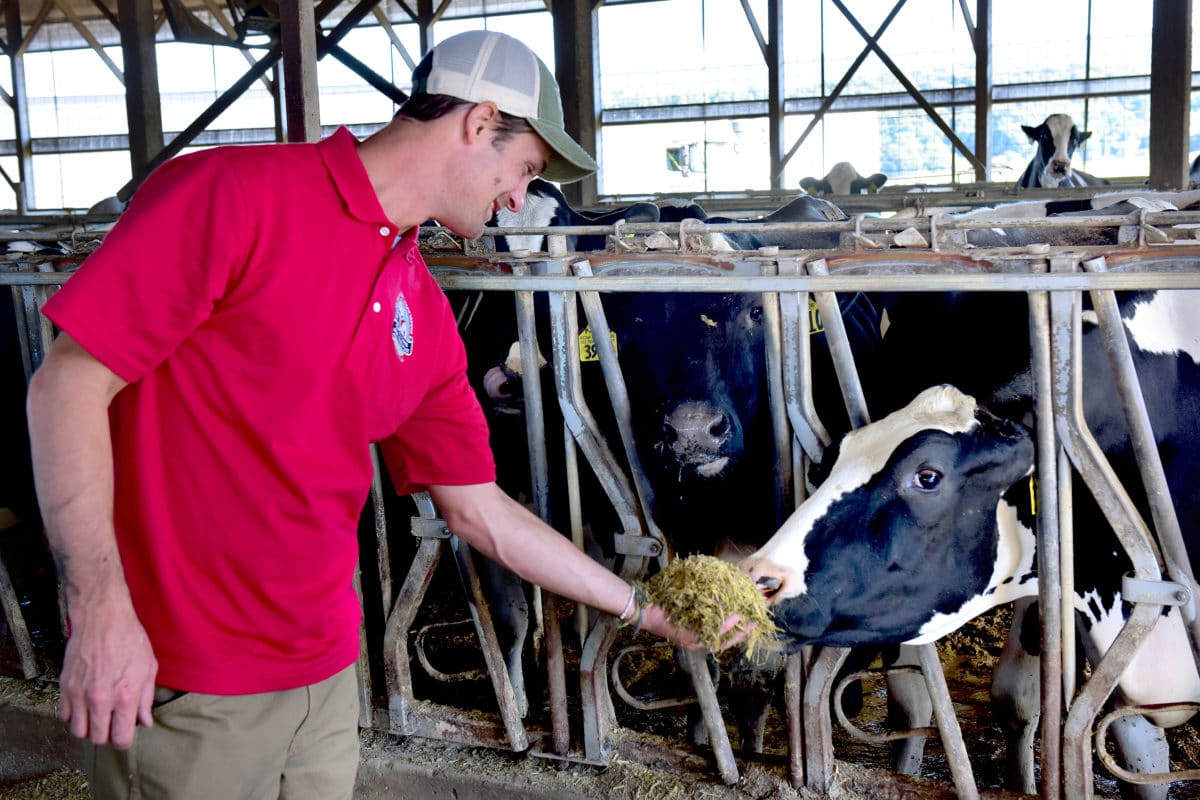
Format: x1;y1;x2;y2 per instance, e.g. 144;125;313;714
42;151;252;382
378;312;497;496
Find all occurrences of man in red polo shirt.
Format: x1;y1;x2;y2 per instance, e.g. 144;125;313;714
26;30;736;800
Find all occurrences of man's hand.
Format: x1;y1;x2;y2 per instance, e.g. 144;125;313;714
58;596;157;750
642;606;755;652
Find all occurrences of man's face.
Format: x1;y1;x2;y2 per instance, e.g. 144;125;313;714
445;127;551;239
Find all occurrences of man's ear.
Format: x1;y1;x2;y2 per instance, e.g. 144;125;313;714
464;101;500;143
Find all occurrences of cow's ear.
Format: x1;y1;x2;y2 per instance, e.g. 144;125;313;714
866;173;888;192
800;177;819;195
1078;130;1093;144
1021;125;1038;141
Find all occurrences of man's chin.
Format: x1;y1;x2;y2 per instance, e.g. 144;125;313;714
432;219;484;239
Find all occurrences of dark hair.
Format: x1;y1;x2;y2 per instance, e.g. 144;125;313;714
396;92;534;148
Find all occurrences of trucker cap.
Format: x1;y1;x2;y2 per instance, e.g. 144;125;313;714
411;30;598;183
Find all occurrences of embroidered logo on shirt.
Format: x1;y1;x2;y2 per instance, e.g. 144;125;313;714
392;292;413;358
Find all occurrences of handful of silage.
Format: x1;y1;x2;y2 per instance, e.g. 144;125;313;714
638;555;777;660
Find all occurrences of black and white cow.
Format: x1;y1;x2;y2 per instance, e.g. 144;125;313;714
940;189;1200;250
801;162;889;196
1016;113;1110;189
742;288;1200;798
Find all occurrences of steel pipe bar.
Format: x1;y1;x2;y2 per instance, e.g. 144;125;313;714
1028;287;1064;800
449;537;530;752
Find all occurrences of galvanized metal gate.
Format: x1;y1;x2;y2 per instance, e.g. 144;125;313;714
5;201;1200;798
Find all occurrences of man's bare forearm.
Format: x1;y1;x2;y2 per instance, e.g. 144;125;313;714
27;333;130;610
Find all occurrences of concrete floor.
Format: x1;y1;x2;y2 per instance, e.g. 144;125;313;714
4;674;999;800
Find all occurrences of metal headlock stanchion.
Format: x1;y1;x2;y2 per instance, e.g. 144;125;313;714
380;491;529;751
14;206;1200;798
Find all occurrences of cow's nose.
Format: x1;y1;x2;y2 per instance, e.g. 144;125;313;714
741;557;797;603
664;401;731;456
756;575;782;593
1051;159;1070;173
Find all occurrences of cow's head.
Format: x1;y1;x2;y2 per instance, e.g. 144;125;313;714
740;385;1037;649
801;162;888;196
610;287;766;480
1022;114;1092;188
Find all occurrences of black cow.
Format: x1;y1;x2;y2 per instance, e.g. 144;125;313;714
801;162;888;196
441;183;666;720
472;182;886;755
743;287;1200;798
1015;113;1109;189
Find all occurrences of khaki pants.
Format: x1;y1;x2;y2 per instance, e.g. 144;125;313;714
85;664;360;800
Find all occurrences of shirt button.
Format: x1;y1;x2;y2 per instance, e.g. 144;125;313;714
372;301;382;313
379;226;390;236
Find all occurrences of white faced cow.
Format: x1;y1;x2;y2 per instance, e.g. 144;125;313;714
801;162;888;196
1016;113;1109;189
743;287;1200;799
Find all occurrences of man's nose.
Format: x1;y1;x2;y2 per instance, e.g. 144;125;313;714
505;188;526;213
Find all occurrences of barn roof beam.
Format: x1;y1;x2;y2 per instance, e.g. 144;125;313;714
600;75;1182;126
371;4;414;70
15;0;53;57
766;0;782;189
199;0;276;92
115;0;379;200
328;44;408;106
735;0;783;187
972;0;991;182
88;0;117;28
550;0;598;205
774;0;907;180
4;0;33;211
3;122;380;156
51;0;124;83
1149;0;1192;189
278;0;319;142
831;0;984;174
117;0;163;186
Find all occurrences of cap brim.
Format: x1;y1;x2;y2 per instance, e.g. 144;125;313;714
528;117;598;183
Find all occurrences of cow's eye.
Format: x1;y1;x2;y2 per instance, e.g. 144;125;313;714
748;305;764;323
911;468;942;492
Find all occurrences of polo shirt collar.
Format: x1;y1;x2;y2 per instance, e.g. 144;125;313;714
320;126;389;225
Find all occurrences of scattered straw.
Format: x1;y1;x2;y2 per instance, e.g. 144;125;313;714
638;555;777;659
0;768;89;800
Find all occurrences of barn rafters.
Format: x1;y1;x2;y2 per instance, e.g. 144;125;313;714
0;0;1195;210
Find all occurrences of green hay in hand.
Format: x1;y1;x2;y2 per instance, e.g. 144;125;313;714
638;555;777;660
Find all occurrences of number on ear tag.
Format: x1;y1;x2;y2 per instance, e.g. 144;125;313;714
579;328;618;362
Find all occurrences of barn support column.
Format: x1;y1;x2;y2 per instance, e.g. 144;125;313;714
116;0;163;195
116;0;376;199
766;0;784;190
279;0;321;142
971;0;991;182
1149;0;1192;189
4;0;34;211
550;0;599;206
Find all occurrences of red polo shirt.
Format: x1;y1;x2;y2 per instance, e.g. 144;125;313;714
42;127;496;694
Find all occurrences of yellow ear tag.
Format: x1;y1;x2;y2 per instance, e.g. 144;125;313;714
579;327;618;362
1028;474;1038;516
808;296;825;334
